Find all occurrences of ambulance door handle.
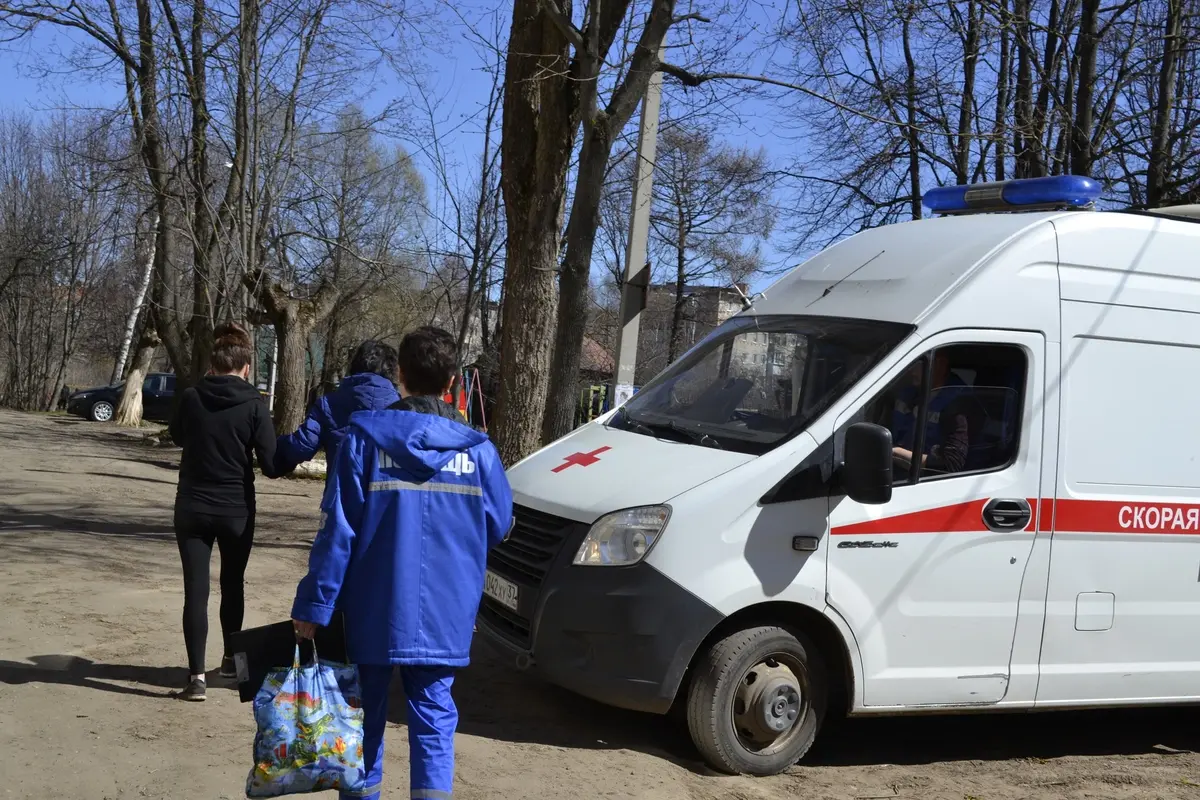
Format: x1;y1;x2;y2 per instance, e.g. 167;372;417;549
982;498;1032;532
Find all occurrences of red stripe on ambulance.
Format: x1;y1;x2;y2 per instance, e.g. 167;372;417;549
1053;499;1200;534
831;498;1200;536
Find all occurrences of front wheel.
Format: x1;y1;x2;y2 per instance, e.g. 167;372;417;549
686;625;827;776
90;400;115;422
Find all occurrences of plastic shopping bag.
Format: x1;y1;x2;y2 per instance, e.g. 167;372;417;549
245;644;367;797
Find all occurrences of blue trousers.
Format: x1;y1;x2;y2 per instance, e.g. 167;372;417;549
341;664;457;800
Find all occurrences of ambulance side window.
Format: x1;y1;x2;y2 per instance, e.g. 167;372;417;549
857;356;929;487
858;344;1026;485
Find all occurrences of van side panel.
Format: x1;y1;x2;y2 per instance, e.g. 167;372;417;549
1040;218;1200;705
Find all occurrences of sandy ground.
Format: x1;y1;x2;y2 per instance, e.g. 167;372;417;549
3;409;1200;800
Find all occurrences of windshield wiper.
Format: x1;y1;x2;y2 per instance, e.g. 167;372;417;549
668;421;725;450
616;407;659;438
618;409;724;450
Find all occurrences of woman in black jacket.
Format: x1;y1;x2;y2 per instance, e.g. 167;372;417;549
168;323;280;701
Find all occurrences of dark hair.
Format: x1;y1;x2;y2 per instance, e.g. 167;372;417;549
349;340;399;380
398;326;457;396
211;322;253;373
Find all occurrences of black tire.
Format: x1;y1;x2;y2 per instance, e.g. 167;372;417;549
89;400;115;423
686;625;827;776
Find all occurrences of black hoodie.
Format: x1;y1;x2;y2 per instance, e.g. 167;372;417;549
170;375;280;516
387;395;486;431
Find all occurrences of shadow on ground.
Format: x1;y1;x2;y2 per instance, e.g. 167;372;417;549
378;640;1200;773
0;654;204;699
0;504;318;552
7;637;1197;774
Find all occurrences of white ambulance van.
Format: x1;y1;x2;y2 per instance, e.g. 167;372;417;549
476;175;1200;776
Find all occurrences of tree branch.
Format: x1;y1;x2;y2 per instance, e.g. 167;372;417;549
659;63;954;134
536;0;585;50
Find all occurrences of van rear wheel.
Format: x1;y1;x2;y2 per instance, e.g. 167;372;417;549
686;625;827;776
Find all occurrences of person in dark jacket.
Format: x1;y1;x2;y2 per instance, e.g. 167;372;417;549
168;322;280;701
274;340;401;481
291;326;513;800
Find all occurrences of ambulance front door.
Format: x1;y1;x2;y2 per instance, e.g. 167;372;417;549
827;331;1045;708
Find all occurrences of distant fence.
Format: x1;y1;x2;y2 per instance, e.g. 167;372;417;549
577;384;609;426
577;383;641;426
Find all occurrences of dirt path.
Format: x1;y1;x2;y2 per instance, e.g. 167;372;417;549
2;409;1200;800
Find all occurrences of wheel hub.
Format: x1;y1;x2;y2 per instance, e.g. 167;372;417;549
734;658;803;746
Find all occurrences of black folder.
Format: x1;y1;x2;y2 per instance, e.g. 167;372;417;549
227;612;349;702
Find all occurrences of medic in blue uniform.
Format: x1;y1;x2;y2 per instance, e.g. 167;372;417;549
291;326;514;800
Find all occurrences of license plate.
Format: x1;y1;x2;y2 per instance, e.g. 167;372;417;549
484;570;519;611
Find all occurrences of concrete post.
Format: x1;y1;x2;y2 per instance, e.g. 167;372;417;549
610;55;663;410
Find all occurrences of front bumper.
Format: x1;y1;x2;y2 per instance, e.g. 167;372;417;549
475;508;723;715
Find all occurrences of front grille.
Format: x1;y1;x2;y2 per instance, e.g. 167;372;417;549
488;505;575;588
479;505;577;649
479;596;531;642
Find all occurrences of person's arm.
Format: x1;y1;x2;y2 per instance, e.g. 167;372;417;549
479;443;514;549
927;411;969;473
252;400;281;479
168;389;190;445
292;432;367;628
274;400;325;475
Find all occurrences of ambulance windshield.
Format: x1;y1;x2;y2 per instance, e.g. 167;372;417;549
611;314;912;455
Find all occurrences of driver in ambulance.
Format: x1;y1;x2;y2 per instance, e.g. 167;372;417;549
891;351;971;475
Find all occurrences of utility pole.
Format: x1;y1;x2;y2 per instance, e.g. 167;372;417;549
610;54;662;410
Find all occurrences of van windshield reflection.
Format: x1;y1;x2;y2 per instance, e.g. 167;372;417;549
610;315;913;456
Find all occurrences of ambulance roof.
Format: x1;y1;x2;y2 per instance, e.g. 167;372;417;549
749;211;1068;324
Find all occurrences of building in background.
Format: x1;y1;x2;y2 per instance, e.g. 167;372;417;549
634;283;750;384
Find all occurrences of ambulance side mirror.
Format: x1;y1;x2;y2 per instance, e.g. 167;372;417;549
841;423;893;505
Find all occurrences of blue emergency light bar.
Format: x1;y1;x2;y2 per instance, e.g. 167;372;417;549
922;175;1102;215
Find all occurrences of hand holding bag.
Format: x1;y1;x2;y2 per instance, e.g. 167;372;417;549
245;644;367;797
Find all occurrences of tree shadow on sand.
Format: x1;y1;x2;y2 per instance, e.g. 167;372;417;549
374;640;1200;774
0;654;231;700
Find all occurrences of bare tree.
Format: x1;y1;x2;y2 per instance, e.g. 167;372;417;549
244;106;425;432
0;0;422;422
0;113;133;411
412;31;506;383
649;124;773;362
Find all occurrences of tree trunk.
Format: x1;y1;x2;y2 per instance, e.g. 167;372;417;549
955;0;980;184
1033;0;1062;165
115;323;161;428
669;233;687;362
495;0;578;465
994;0;1010;181
320;312;342;394
1147;0;1184;207
113;215;159;384
541;122;613;444
538;2;676;445
479;258;492;354
901;8;922;218
1069;0;1100;176
273;306;312;435
1012;0;1042;178
244;270;338;435
494;233;561;463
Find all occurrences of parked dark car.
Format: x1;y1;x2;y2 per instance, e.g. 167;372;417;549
67;373;176;423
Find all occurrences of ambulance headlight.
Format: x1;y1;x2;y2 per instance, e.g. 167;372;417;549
573;506;671;566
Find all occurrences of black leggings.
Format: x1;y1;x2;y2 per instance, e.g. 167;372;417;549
174;510;255;675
